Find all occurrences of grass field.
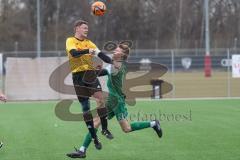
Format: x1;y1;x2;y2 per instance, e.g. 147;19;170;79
0;99;240;160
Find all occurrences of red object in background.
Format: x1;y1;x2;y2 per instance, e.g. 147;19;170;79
204;54;212;77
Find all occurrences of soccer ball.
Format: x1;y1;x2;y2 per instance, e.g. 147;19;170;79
91;1;106;16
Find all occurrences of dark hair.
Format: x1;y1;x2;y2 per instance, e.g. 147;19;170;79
118;44;130;60
74;19;88;32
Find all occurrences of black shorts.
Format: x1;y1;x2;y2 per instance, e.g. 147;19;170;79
72;70;102;98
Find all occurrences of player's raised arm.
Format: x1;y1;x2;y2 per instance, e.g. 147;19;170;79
69;49;90;58
91;48;113;64
97;62;121;77
66;37;90;58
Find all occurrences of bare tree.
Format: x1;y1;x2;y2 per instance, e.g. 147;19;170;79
1;0;240;51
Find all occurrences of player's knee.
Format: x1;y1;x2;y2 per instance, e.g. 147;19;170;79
78;97;90;112
96;99;106;110
94;91;104;101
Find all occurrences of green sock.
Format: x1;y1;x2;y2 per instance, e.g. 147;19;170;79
130;121;151;131
82;129;98;149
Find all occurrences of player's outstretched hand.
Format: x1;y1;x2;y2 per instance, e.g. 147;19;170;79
89;48;95;54
0;94;7;102
89;48;101;55
94;48;101;54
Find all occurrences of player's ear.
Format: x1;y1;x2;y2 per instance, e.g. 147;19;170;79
103;41;118;52
119;40;133;49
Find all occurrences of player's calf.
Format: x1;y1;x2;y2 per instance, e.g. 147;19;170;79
83;111;102;150
119;119;132;133
97;107;114;140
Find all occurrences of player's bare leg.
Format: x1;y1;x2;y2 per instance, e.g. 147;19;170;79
119;119;162;138
119;119;132;133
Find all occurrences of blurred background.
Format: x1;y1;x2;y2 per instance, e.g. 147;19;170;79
0;0;240;100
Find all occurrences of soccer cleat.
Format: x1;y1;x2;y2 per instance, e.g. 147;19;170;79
0;142;3;149
66;147;86;158
93;138;102;150
152;120;163;138
101;129;114;140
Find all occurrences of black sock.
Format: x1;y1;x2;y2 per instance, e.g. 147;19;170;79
97;107;108;131
83;111;97;139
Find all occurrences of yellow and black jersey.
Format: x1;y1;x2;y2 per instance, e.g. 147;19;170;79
66;37;97;73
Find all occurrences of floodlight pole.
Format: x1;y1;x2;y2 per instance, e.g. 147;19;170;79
204;0;211;77
205;0;210;56
55;0;60;51
37;0;41;57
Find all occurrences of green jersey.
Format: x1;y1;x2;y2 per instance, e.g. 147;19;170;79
107;62;127;97
106;62;128;121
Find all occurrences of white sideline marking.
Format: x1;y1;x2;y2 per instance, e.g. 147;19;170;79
2;97;240;104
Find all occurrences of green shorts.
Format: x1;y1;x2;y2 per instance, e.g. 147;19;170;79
106;94;128;121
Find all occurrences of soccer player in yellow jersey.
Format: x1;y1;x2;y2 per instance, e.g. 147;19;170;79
66;20;113;150
67;44;162;159
0;91;6;149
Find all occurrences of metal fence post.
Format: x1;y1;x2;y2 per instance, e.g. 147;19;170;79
155;40;158;57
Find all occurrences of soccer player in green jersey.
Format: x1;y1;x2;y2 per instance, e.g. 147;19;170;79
67;44;162;158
